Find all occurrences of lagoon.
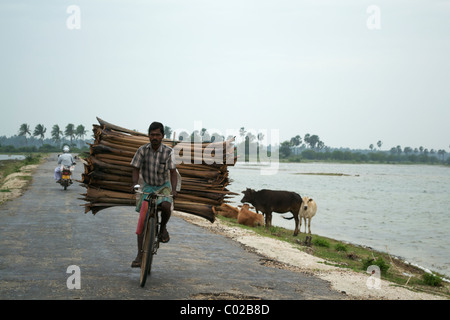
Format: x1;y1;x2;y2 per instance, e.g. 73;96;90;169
0;154;26;161
227;162;450;277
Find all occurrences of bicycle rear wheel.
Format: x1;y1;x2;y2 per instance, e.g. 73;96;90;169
139;207;158;287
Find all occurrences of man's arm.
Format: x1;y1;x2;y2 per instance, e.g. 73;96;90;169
132;167;140;191
170;168;178;198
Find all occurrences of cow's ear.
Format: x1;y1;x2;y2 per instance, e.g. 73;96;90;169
309;198;314;202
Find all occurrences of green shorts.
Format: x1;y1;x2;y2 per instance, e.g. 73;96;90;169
135;181;173;213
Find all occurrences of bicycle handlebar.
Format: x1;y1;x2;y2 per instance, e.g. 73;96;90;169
134;189;173;198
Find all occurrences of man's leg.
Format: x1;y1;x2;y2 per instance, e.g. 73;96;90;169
159;201;171;243
131;233;143;268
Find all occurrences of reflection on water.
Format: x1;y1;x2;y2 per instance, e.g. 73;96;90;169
0;154;26;161
228;162;450;277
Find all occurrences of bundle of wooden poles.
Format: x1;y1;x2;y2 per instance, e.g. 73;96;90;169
79;117;237;222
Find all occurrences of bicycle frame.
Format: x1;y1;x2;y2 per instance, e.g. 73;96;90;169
137;191;172;287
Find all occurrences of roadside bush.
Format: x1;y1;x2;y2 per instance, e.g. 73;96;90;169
362;257;390;275
335;243;348;252
313;238;330;248
422;273;442;287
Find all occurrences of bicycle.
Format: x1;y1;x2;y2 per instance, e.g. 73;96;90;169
135;188;172;287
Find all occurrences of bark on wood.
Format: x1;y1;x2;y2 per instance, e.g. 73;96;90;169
80;118;236;223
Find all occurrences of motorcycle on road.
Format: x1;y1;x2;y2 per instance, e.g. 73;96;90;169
58;163;75;190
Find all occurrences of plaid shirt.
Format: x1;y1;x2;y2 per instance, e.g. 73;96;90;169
130;143;176;186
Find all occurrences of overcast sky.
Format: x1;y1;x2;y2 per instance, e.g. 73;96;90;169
1;0;449;150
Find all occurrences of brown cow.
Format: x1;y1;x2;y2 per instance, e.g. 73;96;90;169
241;188;302;236
237;204;264;227
213;203;239;219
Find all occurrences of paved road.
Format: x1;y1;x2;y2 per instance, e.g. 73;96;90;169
0;155;344;300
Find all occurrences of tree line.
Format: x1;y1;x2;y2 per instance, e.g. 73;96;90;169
2;124;449;165
0;123;91;152
163;126;449;165
279;133;449;165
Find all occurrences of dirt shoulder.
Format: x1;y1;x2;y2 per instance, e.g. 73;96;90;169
174;211;447;300
0;164;39;204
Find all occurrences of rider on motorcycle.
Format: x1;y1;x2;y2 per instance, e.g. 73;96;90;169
54;145;75;182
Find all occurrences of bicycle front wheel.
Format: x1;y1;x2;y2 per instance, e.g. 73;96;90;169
139;212;157;287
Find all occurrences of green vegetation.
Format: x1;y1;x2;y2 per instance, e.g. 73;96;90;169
1;123;90;153
282;148;449;165
278;133;449;165
362;257;390;275
0;154;44;186
423;273;443;287
216;215;450;298
334;243;348;252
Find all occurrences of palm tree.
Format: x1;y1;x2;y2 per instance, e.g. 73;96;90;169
304;133;310;146
377;140;383;150
18;123;31;137
65;123;75;145
164;126;173;139
305;134;320;149
404;146;412;155
200;128;210;142
18;123;31;145
33;124;46;145
75;124;87;148
437;149;446;161
290;135;302;147
239;127;246;142
51;125;63;143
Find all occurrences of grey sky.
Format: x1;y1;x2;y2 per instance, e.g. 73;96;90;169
1;0;449;150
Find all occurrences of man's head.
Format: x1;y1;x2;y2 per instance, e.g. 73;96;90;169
148;122;164;149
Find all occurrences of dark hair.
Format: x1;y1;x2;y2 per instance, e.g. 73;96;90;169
148;122;164;136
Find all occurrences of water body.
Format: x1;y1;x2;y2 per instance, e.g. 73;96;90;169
227;162;450;277
0;154;25;161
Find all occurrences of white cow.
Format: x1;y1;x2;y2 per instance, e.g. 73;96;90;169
299;196;317;235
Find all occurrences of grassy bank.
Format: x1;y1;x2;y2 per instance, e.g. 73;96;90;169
0;154;45;187
216;215;450;299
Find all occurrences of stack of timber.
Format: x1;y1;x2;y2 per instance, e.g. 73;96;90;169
79;117;237;222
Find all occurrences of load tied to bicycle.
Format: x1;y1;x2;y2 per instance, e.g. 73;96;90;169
129;121;180;287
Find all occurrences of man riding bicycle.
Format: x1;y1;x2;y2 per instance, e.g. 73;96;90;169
130;122;178;268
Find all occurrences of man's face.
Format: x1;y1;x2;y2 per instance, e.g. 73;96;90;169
149;129;163;149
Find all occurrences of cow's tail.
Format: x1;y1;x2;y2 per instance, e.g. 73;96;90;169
282;215;294;220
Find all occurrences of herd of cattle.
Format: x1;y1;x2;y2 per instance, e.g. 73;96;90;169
215;188;317;241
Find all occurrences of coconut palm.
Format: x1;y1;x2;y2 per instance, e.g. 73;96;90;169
18;123;31;137
33;124;47;145
65;123;75;145
51;125;63;143
377;140;383;149
290;135;302;147
164;126;172;139
18;123;31;145
75;124;87;148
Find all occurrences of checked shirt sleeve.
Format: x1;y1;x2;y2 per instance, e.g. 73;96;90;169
130;146;144;168
167;149;176;170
